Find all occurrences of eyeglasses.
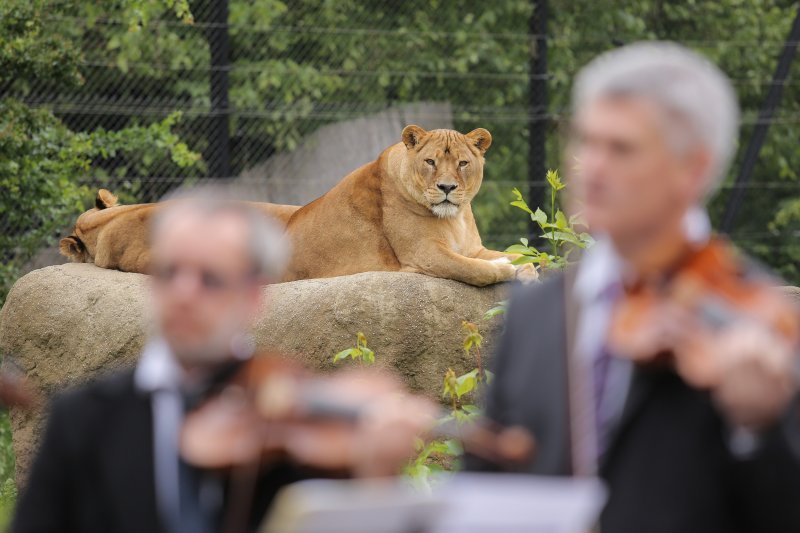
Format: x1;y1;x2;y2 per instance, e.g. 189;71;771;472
151;263;258;292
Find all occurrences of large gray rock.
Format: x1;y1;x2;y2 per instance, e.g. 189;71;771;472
0;263;507;482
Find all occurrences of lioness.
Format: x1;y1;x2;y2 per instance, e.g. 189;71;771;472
60;190;299;274
61;126;532;286
281;125;532;285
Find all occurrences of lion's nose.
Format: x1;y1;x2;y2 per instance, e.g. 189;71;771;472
437;183;458;194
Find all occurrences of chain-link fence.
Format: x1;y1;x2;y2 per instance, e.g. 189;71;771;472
4;0;800;290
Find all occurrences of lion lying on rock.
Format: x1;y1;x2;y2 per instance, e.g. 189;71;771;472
59;190;299;275
61;126;534;286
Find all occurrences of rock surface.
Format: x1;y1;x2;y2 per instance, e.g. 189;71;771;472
0;263;508;482
4;263;799;484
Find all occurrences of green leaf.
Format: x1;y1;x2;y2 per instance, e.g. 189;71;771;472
555;210;568;229
545;169;565;191
461;404;482;414
356;331;368;349
361;346;375;364
510;200;533;214
454;369;480;398
443;439;464;456
511;255;540;266
426;440;451;455
332;348;359;362
504;244;534;255
531;208;548;225
483;301;507;320
541;231;579;242
442;368;458;399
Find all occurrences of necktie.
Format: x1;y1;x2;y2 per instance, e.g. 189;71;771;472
178;457;214;533
593;345;613;457
593;282;622;458
177;390;221;533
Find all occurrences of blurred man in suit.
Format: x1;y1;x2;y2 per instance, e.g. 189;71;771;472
468;42;800;532
13;190;433;533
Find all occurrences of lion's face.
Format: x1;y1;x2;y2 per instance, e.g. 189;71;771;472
59;189;119;263
400;126;492;218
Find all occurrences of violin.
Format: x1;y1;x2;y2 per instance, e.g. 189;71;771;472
608;236;800;388
180;355;535;474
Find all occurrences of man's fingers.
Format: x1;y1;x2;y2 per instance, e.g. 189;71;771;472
712;323;798;430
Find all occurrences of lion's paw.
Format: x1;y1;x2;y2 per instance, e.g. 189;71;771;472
514;263;539;284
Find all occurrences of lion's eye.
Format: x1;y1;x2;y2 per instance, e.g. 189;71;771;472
424;159;435;166
458;160;468;167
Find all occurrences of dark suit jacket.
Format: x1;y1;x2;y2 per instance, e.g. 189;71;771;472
467;275;800;533
12;368;307;533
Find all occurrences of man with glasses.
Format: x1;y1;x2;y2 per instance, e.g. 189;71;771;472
13;189;433;533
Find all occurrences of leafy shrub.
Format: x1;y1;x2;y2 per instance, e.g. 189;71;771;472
332;332;375;365
0;100;200;304
505;170;594;270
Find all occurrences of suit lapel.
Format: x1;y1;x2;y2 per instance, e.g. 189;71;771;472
560;266;659;475
519;274;573;475
545;274;572;474
96;374;162;533
600;365;658;471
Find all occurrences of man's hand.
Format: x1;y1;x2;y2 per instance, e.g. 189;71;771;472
353;392;438;477
285;369;438;477
711;324;798;432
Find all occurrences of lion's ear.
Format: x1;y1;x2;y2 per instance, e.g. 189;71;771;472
466;128;492;155
401;125;427;150
95;189;119;210
59;236;86;261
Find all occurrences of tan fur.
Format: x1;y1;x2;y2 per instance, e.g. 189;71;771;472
281;125;519;286
61;126;522;286
59;190;300;273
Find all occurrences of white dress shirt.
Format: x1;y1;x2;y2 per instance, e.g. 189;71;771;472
134;339;188;530
572;207;712;454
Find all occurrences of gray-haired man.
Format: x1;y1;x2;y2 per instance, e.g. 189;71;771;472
468;42;800;532
13;190;434;533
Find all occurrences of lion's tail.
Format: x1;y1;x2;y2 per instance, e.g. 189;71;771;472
249;202;302;226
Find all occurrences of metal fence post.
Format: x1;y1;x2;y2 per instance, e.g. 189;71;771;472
720;7;800;233
207;0;231;179
528;0;548;240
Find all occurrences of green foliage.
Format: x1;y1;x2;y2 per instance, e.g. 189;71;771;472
332;332;375;365
505;170;594;271
6;0;798;280
1;0;203;305
461;321;483;355
548;1;800;284
404;436;463;493
0;412;14;530
482;301;507;320
0;100;200;302
0;0;83;89
407;320;495;490
0;0;201;522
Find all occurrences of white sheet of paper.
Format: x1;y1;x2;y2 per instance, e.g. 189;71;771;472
433;473;607;532
262;473;606;533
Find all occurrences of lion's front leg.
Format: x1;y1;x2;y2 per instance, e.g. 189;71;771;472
402;246;517;287
473;247;511;261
